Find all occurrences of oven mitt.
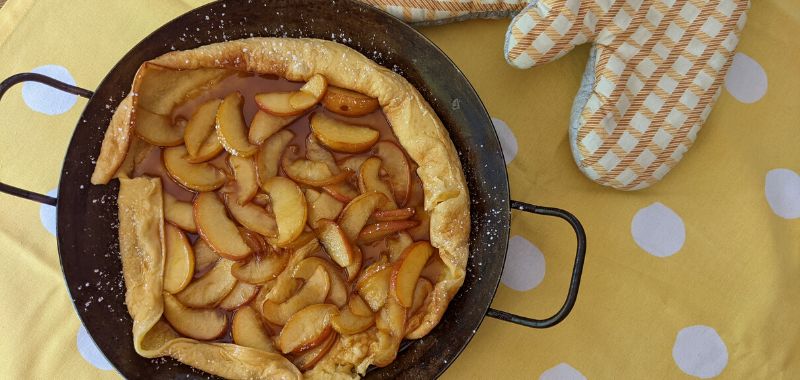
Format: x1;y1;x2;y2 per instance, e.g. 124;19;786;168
361;0;751;190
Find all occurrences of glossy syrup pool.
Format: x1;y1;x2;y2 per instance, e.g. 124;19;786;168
131;72;442;349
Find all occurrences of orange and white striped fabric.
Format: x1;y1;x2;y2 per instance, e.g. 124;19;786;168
505;0;751;190
361;0;527;23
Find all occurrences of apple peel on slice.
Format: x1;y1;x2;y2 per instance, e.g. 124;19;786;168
338;191;389;242
175;258;237;308
163;293;227;341
225;155;259;205
256;129;294;184
163;223;195;294
232;305;277;353
255;74;328;116
163;146;226;192
305;189;344;229
218;282;259;310
358;157;397;208
193;238;219;275
291;257;349;307
358;220;420;244
322;181;360;203
310;113;379;153
331;305;374;335
184;98;223;161
194;192;253;260
282;145;351;187
224;193;278;238
276;303;338;354
314;219;355;268
321;86;379;117
262;266;330;326
231;250;289;284
373;141;412;207
356;258;392;312
216;92;259;157
292;333;337;371
391;241;434;308
261;176;307;247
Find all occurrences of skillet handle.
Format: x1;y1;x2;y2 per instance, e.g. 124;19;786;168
0;73;94;206
486;200;587;328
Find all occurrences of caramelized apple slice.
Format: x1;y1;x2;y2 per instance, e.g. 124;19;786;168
408;278;433;317
263;239;320;303
194;192;252;260
345;246;363;282
321;86;379;116
248;110;298;145
163;223;195;294
218;282;259;310
391;241;434;307
163;192;197;232
256;129;294;183
232;250;289;284
356;258;392;312
358;220;420;244
163;146;226;192
310;113;379;153
262;266;330;325
232;305;277;352
315;219;355;268
331;306;374;335
372;207;415;222
184;99;222;158
193;238;219;275
322;182;360;203
358;157;397;208
338;191;388;242
282;145;351;187
163;293;227;341
348;294;373;317
175;258;237;307
255;74;328;116
216;92;258;157
280;231;317;251
306;189;344;229
261;176;307;247
134;108;185;147
387;231;414;262
373;296;407;367
276;303;338;353
373;141;412;206
291;257;348;307
306;134;339;174
292;333;337;371
226;155;259;204
224;194;278;238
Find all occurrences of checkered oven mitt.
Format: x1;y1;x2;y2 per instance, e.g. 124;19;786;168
363;0;751;190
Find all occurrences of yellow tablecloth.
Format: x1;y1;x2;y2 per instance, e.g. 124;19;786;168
0;0;797;378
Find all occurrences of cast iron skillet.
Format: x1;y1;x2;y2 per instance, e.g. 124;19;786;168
0;1;586;378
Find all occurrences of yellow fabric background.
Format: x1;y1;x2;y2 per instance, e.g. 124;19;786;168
0;0;797;378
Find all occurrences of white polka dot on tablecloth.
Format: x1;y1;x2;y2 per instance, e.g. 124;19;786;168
539;363;586;380
501;235;545;291
631;202;685;257
22;65;79;115
673;325;728;379
491;117;518;165
725;53;767;104
39;188;57;236
77;324;114;371
765;168;800;219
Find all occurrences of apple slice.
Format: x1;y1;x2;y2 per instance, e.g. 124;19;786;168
276;303;338;353
175;258;237;307
356;258;392;312
292;333;337;371
218;282;259;310
163;192;197;233
249;110;298;145
194;192;253;260
291;257;348;307
224;193;278;238
163;146;226;192
263;239;320;303
163;223;195;294
305;189;344;229
262;266;330;325
232;250;289;284
184;99;223;158
314;219;355;268
256;129;294;184
226;155;259;204
345;246;363;282
162;293;227;341
306;134;339;174
338;191;389;242
255;74;328;116
321;86;379;117
386;232;414;262
232;305;277;352
261;176;307;247
280;231;317;251
193;238;219;275
322;182;360;203
348;294;373;317
331;305;374;335
391;241;434;307
134;107;185;147
357;157;397;208
372;141;412;206
358;220;420;244
404;278;434;334
372;207;415;222
372;296;407;367
282;145;351;187
337;155;369;174
310;113;379;153
216;92;258;157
